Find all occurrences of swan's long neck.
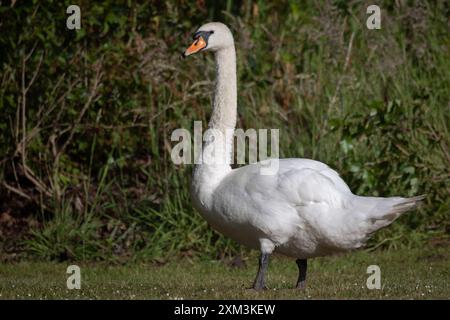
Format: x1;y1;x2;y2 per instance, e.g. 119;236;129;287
199;45;237;168
209;46;237;134
191;45;237;206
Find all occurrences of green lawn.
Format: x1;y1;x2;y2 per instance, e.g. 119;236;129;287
0;246;448;300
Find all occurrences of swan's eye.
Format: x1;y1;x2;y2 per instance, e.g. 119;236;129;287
193;30;214;42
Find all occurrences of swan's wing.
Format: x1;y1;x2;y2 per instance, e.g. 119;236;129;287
216;159;355;246
234;158;353;210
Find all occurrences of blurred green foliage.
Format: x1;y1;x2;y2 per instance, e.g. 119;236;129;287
0;1;448;262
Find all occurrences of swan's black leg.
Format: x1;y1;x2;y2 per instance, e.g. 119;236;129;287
252;253;270;290
296;259;307;289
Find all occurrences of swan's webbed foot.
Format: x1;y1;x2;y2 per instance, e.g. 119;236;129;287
296;281;306;290
295;258;307;290
252;253;270;291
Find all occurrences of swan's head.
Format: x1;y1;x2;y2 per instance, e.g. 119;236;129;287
182;22;234;57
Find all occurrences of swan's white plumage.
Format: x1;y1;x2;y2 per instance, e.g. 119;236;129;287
188;22;423;261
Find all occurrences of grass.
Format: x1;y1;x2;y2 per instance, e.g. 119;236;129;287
1;246;448;299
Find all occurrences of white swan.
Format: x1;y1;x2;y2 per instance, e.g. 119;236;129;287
182;22;424;290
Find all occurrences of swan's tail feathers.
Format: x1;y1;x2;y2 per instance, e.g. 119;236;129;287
390;194;426;215
360;194;426;233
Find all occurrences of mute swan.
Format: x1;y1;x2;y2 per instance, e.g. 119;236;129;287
182;22;424;290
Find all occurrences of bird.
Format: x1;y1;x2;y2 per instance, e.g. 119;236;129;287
182;22;424;291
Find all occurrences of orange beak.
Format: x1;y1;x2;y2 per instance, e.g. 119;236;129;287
183;36;207;57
